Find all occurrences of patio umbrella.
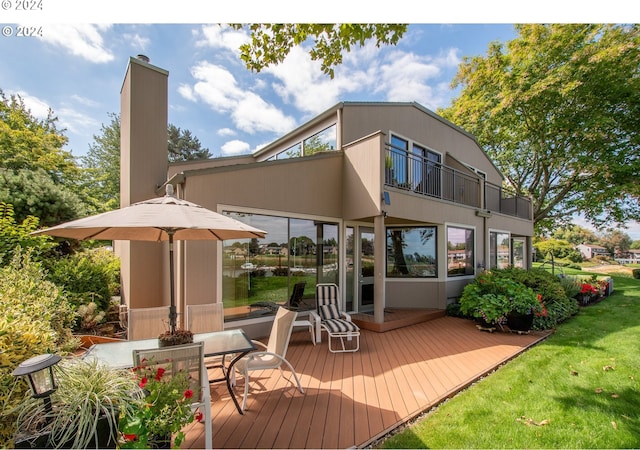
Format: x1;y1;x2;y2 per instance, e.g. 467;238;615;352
32;185;266;334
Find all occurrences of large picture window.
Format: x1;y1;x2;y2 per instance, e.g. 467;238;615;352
490;231;511;269
386;226;437;278
447;226;475;277
222;212;338;321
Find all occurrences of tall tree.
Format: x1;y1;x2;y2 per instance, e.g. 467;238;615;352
439;24;640;232
82;115;211;211
551;224;599;246
82;112;121;211
233;24;408;78
167;124;212;162
0;90;78;183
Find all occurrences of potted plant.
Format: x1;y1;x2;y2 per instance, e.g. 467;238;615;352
157;329;193;347
459;271;542;331
119;360;202;449
13;358;139;449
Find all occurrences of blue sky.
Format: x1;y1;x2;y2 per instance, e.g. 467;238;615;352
1;2;638;237
0;23;520;159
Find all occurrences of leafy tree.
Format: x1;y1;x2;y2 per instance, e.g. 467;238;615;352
82;114;211;211
0;90;78;183
551;224;599;246
439;24;640;232
232;24;408;78
81;112;121;211
599;229;632;255
533;238;575;260
168;124;212;162
0;168;88;226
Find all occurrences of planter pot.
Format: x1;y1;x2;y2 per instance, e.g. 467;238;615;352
506;311;534;332
14;412;118;449
149;433;173;449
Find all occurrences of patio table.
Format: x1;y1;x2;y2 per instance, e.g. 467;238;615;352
83;329;255;414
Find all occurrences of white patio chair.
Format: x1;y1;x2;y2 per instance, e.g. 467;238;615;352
127;306;170;340
133;341;212;449
186;303;227;379
310;283;360;353
231;307;305;411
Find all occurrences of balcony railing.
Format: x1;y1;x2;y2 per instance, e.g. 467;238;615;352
384;146;531;219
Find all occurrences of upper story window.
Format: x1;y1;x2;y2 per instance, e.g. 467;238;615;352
274;124;337;160
388;134;442;195
303;124;337;156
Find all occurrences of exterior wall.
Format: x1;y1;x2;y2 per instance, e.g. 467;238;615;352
119;57;169;309
340;103;503;185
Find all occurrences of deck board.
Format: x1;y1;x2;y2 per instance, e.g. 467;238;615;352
183;315;549;449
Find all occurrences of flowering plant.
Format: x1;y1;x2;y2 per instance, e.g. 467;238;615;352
119;360;202;449
580;283;599;296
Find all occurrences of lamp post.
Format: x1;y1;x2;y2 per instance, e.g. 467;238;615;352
12;354;61;415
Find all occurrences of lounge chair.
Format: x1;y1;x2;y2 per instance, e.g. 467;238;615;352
310;283;360;353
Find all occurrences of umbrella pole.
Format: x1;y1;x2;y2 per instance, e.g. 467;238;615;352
168;231;177;334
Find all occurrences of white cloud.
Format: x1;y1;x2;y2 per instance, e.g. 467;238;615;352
123;33;151;52
9;90;51;119
267;45;364;115
56;106;100;136
38;24;114;63
195;25;248;57
221;139;250;156
181;61;296;135
217;128;236;137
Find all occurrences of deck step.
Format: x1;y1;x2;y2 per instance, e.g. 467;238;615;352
352;308;446;332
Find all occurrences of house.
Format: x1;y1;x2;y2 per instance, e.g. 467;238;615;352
118;56;534;338
576;243;610;260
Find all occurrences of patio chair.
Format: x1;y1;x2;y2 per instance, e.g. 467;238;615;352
133;341;212;449
127;306;171;340
231;306;305;411
186;303;227;379
310;283;360;353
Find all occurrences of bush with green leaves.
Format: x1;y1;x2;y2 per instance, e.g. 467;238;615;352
0;250;77;447
458;271;541;326
45;247;120;314
489;267;579;330
0;202;54;266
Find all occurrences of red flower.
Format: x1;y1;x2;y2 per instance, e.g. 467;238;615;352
123;434;137;442
184;389;194;399
155;367;165;381
139;377;148;388
194;411;203;422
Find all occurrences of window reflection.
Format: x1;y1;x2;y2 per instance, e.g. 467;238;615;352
386;227;437;278
447;226;475;277
490;231;511;269
222;212;338;321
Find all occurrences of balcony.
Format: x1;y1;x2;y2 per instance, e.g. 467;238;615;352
385;146;531;220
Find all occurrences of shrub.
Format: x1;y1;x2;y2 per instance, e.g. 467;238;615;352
458;271;541;326
475;268;578;330
0;250;77;447
45;247;120;313
633;269;640;279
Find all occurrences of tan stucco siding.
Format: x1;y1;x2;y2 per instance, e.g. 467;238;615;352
179;153;344;218
386;280;447;309
342;133;384;221
340;103;503;184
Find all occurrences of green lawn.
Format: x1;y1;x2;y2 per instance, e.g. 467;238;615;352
380;273;640;449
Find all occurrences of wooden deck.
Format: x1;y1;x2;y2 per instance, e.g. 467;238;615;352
183;316;550;449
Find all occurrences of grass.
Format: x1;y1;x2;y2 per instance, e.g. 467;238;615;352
380;273;640;449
